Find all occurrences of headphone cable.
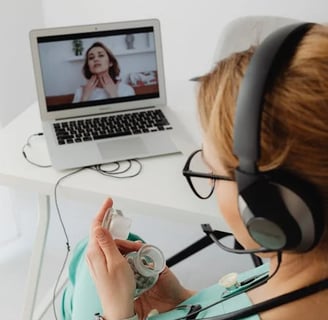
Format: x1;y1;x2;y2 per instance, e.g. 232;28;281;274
172;251;282;320
170;251;328;320
201;276;328;320
21;133;52;168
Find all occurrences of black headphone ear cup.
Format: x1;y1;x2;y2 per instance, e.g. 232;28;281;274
238;170;323;252
239;194;287;250
237;174;294;251
268;170;324;252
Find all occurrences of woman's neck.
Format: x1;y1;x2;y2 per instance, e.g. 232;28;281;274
248;251;328;319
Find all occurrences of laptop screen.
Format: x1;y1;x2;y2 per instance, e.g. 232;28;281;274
35;25;161;112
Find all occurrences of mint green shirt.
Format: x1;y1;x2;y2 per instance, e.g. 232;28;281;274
61;236;267;320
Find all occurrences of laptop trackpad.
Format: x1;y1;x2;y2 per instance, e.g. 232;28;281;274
97;137;147;161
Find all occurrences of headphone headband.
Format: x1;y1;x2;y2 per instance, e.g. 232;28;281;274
233;23;314;174
231;22;323;252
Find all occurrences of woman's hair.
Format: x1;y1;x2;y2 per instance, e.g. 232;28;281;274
82;42;120;83
197;24;328;240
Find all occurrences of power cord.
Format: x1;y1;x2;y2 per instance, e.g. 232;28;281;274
22;133;52;168
52;167;86;319
21;132;143;177
90;160;143;178
21;133;143;319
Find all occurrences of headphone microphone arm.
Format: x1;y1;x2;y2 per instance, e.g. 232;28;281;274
201;224;274;254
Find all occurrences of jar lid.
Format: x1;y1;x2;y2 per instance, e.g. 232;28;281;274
218;272;239;289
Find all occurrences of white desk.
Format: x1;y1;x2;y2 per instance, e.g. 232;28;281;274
0;100;226;320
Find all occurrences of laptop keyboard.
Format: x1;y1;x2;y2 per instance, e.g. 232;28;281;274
53;109;173;145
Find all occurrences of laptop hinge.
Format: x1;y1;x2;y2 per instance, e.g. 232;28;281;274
54;106;156;122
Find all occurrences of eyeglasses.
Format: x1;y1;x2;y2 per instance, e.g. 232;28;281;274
182;149;234;199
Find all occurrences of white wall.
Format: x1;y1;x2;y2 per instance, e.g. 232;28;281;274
40;0;328;107
0;0;44;244
1;0;327;128
0;0;44;128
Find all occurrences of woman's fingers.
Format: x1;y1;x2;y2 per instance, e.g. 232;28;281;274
87;198;113;269
87;226;121;278
94;226;122;263
86;228;108;279
99;72;113;84
91;198;113;230
115;238;144;254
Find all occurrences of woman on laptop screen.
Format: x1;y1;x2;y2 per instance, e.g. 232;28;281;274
73;41;135;102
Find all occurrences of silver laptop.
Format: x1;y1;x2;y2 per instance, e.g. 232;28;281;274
30;19;188;170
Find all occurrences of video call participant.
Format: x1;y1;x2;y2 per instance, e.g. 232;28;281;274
73;42;135;102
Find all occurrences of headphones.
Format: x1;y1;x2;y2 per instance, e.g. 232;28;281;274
233;22;324;252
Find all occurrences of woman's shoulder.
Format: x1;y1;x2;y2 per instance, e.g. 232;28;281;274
118;82;135;96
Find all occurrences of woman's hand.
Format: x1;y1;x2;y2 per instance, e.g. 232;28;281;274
86;198;136;320
87;198;196;319
81;75;98;101
134;266;196;319
115;230;195;319
98;72;118;97
115;240;196;318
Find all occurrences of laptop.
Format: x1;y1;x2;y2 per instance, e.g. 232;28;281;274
30;19;190;170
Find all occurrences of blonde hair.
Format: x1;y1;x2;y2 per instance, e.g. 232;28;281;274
197;24;328;239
